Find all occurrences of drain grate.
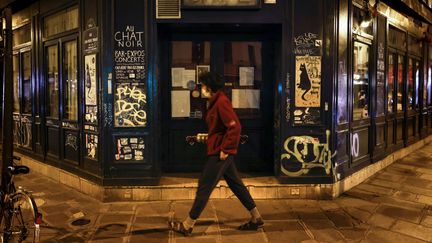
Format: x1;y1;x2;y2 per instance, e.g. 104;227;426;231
71;218;91;226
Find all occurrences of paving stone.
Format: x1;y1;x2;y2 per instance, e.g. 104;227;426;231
392;220;432;242
421;215;432;227
375;171;407;182
417;195;432;205
172;200;215;220
318;200;341;211
263;221;311;243
376;204;423;224
135;201;170;216
368;178;403;190
213;199;251;222
392;190;418;203
91;223;128;240
98;214;133;225
255;200;296;220
324;209;356;228
361;227;428;243
367;213;396;229
108;203;135;212
355;184;394;196
335;195;378;213
344;207;372;224
301;219;346;242
293;207;328;220
337;227;368;241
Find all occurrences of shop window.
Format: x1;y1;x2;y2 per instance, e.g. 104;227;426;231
408;59;414;110
22;51;31;114
389;26;406;50
397;55;404;112
414;60;420;109
170;41;211;119
43;6;79;38
46;45;59;118
63;41;78;121
352;6;373;36
224;42;262;119
408;35;422;57
12;25;31;47
13;55;20;113
388;54;394;113
353;41;369;120
428;47;432;106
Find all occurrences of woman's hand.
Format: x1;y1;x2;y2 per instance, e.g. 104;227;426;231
220;151;229;161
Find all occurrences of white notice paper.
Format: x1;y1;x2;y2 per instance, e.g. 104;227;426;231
232;89;260;109
239;67;255;86
171;68;185;87
171;90;190;118
182;70;196;88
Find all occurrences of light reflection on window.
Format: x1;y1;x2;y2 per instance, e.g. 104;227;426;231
397;55;404;112
353;42;369;120
388;54;394;113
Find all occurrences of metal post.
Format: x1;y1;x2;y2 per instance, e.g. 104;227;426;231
1;7;13;191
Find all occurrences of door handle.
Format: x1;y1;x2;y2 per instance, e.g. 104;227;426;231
186;134;248;146
240;135;248;144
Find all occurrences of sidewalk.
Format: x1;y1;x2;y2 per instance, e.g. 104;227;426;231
15;144;432;242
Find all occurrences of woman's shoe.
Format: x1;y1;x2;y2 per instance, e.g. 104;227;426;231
238;218;264;231
169;221;193;236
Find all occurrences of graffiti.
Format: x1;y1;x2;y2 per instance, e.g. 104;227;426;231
114;84;147;127
293;33;322;55
295;56;321;107
281;130;336;177
286;72;291;122
65;134;78;151
85;134;98;159
293;108;320;125
115;137;145;161
351;133;359;158
103;103;113;128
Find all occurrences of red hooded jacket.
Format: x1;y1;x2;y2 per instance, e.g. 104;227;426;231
206;91;241;156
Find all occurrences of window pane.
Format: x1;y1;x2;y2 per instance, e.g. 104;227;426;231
47;46;59;118
224;42;262;119
389;26;406;50
388;54;394;113
415;61;420;108
352;7;373;35
397;55;404;112
353;42;369;120
12;25;31;47
22;52;31;114
63;41;78;120
171;41;211;119
43;6;79;37
13;55;20;113
408;59;414;110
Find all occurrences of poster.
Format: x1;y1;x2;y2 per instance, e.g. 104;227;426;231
115;137;145;161
171;68;184;87
182;70;196;88
85;134;98;159
114;83;147;127
239;67;255;86
85;54;97;105
83;27;99;54
171;90;191;118
295;56;321;107
196;65;210;83
85;106;98;123
232;89;260;109
114;25;146;82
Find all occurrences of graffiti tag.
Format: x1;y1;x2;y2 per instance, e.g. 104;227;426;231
281;130;336;177
114;84;147;127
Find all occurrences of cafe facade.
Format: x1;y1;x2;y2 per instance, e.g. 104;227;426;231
3;0;432;198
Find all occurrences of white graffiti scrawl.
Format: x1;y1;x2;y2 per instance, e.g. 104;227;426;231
281;130;336;177
114;84;147;127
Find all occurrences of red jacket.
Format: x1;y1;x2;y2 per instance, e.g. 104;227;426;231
206;91;241;155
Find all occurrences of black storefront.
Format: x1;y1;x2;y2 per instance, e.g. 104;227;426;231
2;0;432;192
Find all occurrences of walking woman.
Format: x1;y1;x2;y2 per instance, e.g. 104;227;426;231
169;72;264;236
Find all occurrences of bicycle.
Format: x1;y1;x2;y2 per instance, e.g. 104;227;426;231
0;156;41;242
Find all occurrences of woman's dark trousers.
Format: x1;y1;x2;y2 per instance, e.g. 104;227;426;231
189;155;256;220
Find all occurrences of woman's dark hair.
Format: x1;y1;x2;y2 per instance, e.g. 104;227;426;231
199;72;225;92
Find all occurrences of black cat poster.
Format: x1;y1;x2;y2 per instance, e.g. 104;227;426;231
295;56;321;107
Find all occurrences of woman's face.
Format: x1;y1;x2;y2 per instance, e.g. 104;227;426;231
201;84;213;98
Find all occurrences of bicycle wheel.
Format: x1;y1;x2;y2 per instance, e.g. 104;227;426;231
3;191;39;243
